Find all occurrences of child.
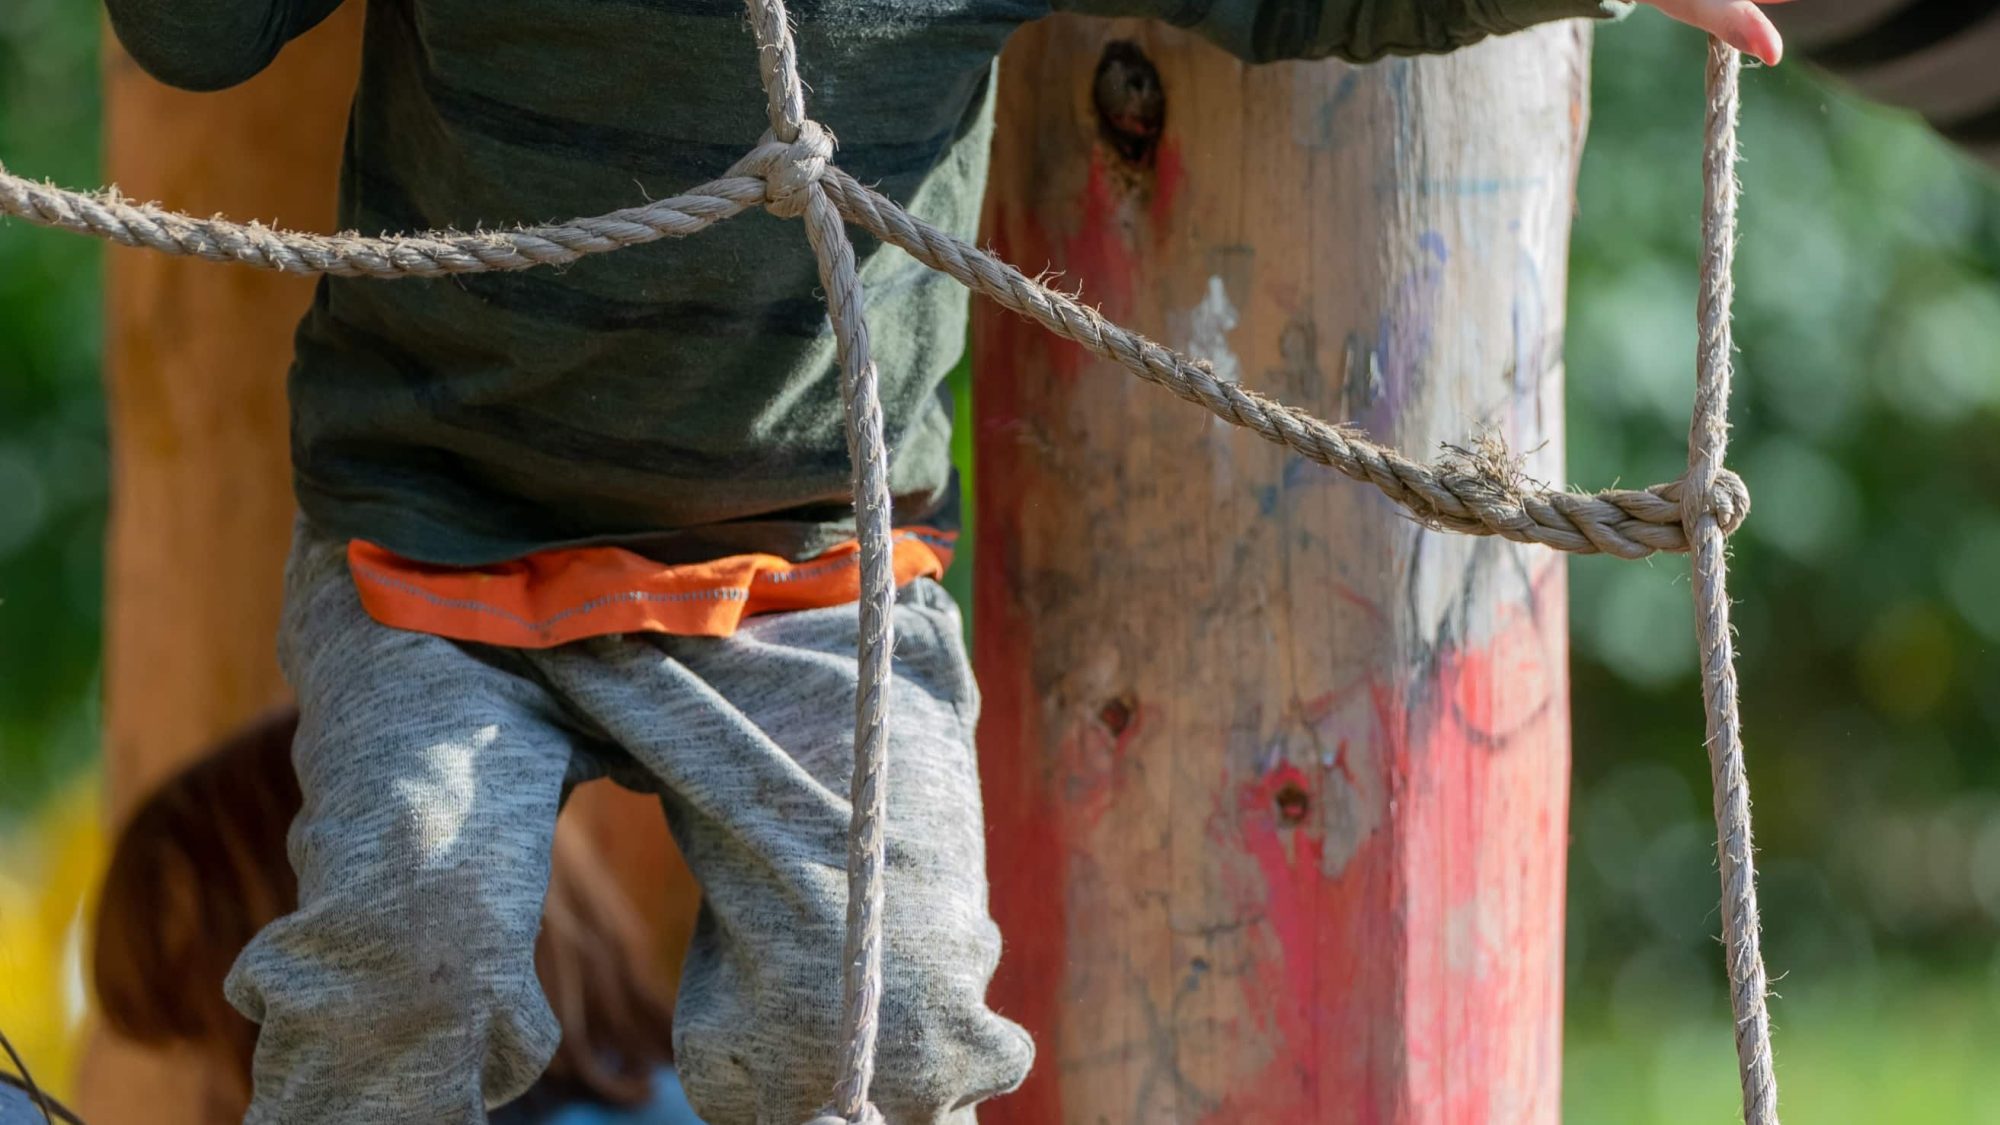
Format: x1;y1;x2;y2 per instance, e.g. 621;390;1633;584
101;0;1786;1121
92;709;699;1124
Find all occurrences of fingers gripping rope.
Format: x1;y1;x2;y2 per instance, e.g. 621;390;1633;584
0;16;1777;1125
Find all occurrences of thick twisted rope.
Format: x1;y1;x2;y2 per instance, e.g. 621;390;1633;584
736;0;892;1118
0;128;1746;563
0;167;764;276
0;20;1776;1125
1690;41;1777;1125
818;165;1747;558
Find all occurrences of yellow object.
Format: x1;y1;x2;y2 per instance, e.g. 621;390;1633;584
0;774;105;1101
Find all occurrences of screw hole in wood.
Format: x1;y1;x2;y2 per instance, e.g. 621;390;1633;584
1274;781;1311;825
1098;694;1136;735
1092;41;1165;166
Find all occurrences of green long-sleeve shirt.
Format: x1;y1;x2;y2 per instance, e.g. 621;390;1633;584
108;0;1619;566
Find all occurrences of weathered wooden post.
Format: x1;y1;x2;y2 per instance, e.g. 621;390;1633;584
974;20;1588;1121
78;13;694;1119
76;14;362;1119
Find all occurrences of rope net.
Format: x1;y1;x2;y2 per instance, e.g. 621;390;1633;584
0;8;1777;1123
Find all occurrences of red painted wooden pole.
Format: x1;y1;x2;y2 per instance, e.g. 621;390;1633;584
974;20;1589;1122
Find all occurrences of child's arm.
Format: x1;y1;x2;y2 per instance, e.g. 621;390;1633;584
1057;0;1788;67
106;0;348;92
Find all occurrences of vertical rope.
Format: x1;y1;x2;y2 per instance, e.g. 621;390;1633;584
738;0;892;1121
813;181;894;1122
1686;39;1778;1125
748;0;807;142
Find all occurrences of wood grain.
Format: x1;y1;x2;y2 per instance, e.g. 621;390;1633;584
973;21;1588;1122
80;14;364;1118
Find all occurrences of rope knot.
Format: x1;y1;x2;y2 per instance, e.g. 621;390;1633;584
1681;467;1750;535
765;120;834;220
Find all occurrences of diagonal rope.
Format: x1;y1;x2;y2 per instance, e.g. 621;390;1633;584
0;1025;58;1125
0;20;1777;1125
1688;39;1777;1125
817;164;1747;557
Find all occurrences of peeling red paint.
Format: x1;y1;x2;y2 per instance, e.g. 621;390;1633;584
973;304;1068;1120
1331;737;1359;790
1149;139;1185;235
983;206;1097;383
1183;570;1567;1124
1208;761;1332;1122
1058;699;1151;829
1192;689;1402;1124
974;70;1570;1118
1333;580;1390;623
1397;573;1570;1123
1063;157;1138;321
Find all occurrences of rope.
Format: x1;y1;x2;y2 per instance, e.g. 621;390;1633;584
0;139;1746;563
731;0;892;1115
0;168;763;276
0;18;1778;1125
0;1025;61;1125
1690;40;1778;1125
818;164;1747;558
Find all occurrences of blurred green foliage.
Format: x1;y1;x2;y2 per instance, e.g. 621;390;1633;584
1559;13;2000;1114
1565;11;2000;1045
2;2;1998;1115
0;0;106;817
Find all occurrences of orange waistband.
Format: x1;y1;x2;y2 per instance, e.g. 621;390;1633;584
348;529;955;648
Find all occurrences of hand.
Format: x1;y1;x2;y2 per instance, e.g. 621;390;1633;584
1641;0;1794;66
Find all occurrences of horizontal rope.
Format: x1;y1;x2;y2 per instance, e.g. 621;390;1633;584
0;147;1746;560
0;164;762;276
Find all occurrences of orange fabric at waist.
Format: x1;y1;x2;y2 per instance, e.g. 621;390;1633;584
347;528;955;649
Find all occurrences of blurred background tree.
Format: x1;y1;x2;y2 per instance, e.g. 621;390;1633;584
2;4;1997;1119
0;0;107;1099
1560;11;2000;1120
0;0;106;815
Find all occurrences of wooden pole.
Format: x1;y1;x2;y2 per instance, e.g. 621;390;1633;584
973;21;1587;1122
77;15;364;1119
79;13;695;1119
95;14;357;828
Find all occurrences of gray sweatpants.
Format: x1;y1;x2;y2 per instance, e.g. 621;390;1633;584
224;523;1032;1124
